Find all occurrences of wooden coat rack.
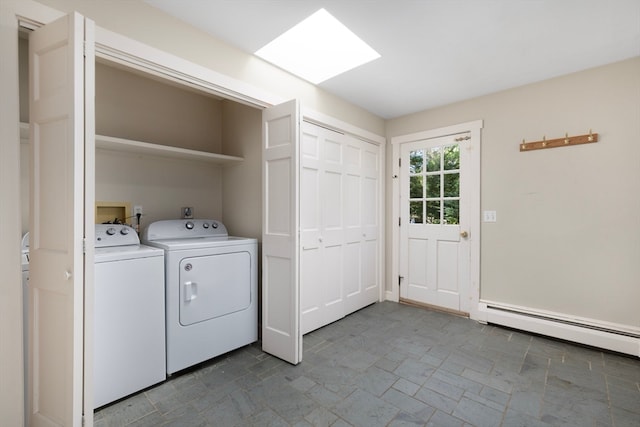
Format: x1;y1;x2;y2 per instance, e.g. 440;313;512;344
520;130;598;152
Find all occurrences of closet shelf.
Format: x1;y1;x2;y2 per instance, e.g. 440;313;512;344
21;123;243;164
96;134;244;165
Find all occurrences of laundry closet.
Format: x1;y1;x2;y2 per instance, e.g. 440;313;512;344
19;37;262;240
93;61;262;235
19;13;384;422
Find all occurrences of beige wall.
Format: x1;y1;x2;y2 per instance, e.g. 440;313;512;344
220;101;263;240
1;1;25;423
387;57;640;328
94;63;226;227
95;63;223;153
34;0;385;137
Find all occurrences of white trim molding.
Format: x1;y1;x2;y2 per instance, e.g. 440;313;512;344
94;26;283;109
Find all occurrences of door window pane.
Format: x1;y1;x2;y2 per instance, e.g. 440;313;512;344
426;147;441;172
426;175;440;198
443;173;459;197
410;201;423;223
410;150;423;173
407;141;460;225
426;201;441;224
444;200;459;224
444;145;460;170
410;176;423;198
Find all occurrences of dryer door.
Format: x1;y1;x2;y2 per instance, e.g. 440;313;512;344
179;251;251;326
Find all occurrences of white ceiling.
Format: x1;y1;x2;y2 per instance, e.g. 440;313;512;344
145;0;640;119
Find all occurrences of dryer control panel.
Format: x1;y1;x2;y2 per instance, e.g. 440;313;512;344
142;219;228;241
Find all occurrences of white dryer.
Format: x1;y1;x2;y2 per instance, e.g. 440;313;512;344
94;224;166;408
142;219;258;375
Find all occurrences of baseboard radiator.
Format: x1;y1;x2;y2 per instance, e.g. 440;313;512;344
477;301;640;357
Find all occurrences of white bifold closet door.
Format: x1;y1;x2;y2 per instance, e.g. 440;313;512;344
300;121;380;335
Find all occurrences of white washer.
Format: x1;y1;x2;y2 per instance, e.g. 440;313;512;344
94;224;166;408
142;219;258;375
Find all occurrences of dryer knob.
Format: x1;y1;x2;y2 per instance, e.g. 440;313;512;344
106;227;116;236
185;221;194;230
120;227;130;235
211;222;218;229
203;223;209;229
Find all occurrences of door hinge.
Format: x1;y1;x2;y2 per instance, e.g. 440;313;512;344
398;217;401;227
399;275;404;287
398;157;401;167
83;238;86;254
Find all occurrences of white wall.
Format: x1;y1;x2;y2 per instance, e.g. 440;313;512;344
387;57;640;330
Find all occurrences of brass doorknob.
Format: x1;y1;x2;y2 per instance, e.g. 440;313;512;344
460;231;469;238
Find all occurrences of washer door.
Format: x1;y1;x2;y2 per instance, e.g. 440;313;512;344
179;252;251;326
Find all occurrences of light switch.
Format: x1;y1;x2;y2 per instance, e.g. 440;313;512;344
483;210;497;222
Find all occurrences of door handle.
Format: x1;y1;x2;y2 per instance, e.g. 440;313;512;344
184;281;197;302
460;231;469;238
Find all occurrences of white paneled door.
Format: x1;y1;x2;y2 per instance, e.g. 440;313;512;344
300;124;345;334
28;12;95;427
399;135;471;313
262;104;383;364
343;133;380;315
300;122;380;335
261;100;302;365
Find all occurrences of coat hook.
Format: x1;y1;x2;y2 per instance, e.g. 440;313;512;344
521;138;526;150
564;132;570;144
542;135;547;147
588;129;594;142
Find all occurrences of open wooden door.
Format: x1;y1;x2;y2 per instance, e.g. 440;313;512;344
29;12;94;427
261;100;302;365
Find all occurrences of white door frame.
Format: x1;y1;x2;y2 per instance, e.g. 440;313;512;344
390;120;482;320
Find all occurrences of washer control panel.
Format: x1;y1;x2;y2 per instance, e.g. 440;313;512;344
96;224;140;247
142;219;228;241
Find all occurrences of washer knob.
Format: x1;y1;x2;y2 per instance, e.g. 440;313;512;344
185;221;194;230
106;227;116;236
203;223;209;229
120;227;130;235
211;222;218;229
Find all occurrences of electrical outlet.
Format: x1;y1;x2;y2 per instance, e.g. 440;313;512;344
182;207;193;219
133;205;143;216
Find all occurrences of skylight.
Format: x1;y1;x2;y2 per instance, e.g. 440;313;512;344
255;8;381;84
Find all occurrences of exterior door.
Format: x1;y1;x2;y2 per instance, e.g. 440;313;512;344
28;12;94;427
399;134;470;312
262;99;302;364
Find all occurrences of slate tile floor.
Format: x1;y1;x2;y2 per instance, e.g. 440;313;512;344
94;302;640;427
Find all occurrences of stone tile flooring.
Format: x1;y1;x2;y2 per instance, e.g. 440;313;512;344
94;302;640;427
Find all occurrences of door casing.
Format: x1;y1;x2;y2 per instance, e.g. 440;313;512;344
390;120;482;320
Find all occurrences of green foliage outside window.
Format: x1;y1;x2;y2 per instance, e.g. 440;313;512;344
408;144;460;224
